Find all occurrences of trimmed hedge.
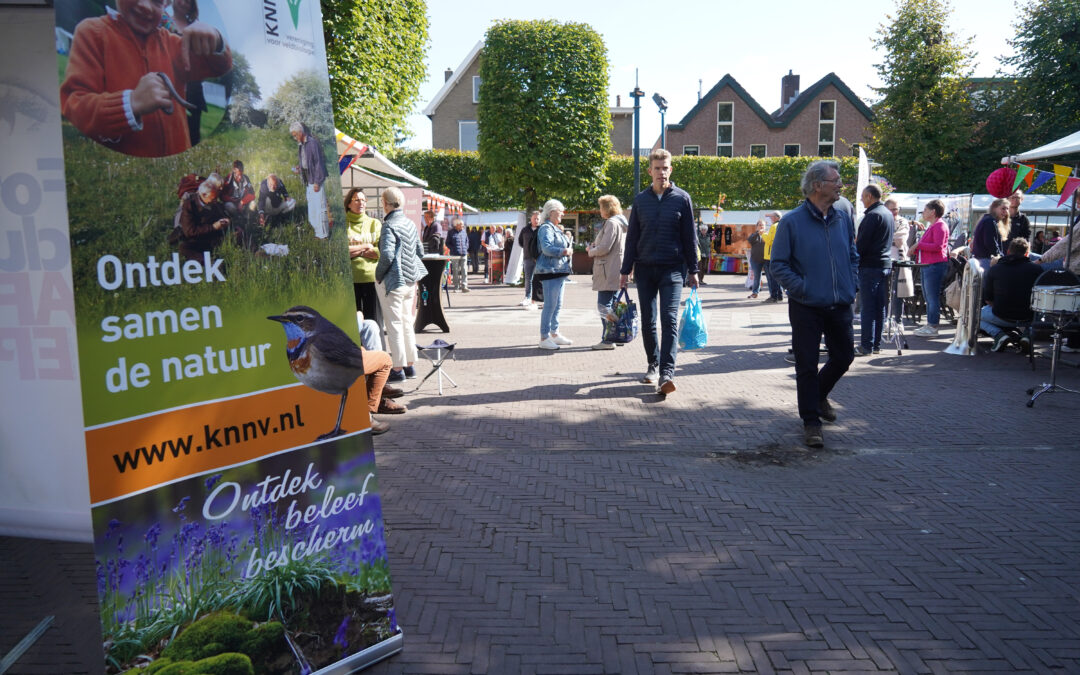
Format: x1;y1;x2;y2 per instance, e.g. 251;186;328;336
393;150;858;212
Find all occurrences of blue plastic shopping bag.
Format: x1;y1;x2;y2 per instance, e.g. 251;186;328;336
678;288;708;350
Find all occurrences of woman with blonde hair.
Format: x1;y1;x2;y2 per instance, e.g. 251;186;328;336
587;195;628;349
971;198;1010;270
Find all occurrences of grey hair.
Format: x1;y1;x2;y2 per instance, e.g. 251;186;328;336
800;160;840;198
541;199;566;222
764;210;782;221
289;121;304;134
382;187;404;209
197;179;218;198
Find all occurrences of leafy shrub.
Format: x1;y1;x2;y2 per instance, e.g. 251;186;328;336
393;150;858;212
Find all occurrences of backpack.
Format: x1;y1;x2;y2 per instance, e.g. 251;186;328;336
169;174;205;244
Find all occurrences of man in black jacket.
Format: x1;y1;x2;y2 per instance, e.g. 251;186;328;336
855;184;894;355
980;237;1044;352
1006;189;1032;251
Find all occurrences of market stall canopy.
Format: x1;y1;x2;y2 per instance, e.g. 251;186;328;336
339;163;412;190
335;129;427;187
427;188;478;215
1003;129;1080;163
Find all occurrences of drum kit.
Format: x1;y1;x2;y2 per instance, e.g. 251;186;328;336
1026;285;1080;407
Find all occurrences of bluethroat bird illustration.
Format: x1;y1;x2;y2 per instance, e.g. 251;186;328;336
268;305;365;440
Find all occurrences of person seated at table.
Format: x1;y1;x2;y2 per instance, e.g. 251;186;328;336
980;237;1044;352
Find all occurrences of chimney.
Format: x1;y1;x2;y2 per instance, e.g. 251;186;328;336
781;70;800;110
698;79;703;101
444;68;454;82
616;94;621;106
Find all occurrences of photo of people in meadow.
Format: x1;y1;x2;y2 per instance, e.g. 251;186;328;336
94;446;397;673
55;0;353;424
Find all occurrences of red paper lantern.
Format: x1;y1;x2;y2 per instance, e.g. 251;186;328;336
986;167;1017;198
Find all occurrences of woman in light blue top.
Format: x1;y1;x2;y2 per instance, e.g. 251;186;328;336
534;199;574;350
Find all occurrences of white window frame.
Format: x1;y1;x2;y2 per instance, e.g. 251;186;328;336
716;102;733;157
458;120;478;151
472;76;481;104
683;145;700;156
818;99;836;156
749;144;767;158
783;144;800;157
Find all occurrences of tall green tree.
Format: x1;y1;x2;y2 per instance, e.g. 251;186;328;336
1001;0;1080;149
320;0;428;148
870;0;975;192
478;20;612;213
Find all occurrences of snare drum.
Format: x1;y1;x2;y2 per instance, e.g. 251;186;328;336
1031;286;1080;314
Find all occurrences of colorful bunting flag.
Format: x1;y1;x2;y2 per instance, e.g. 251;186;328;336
1027;171;1054;193
1012;165;1032;192
1021;164;1036;186
1058;177;1080;207
1054;165;1072;192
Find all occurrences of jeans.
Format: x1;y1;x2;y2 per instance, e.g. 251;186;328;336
523;257;537;298
539;276;567;338
979;304;1026;338
749;259;764;295
788;300;854;427
921;261;948;326
858;267;890;350
597;289;617;342
377;281;418;368
635;263;685;378
450;255;468;290
766;260;783;299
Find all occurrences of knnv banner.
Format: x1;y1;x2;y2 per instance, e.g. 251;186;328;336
53;0;402;671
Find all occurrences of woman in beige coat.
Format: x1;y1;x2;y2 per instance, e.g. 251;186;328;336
588;195;628;350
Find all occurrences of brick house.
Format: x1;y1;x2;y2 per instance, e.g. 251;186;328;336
659;71;874;158
423;41;633;154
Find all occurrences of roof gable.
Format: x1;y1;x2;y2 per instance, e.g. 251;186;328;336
667;72;873;132
422;41;483;117
772;72;874;123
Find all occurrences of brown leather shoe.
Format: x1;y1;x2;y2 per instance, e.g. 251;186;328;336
377;398;407;414
382;384;405;399
370;418;390;435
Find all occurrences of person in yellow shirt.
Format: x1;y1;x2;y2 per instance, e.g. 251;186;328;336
345;189;381;320
761;210;784;303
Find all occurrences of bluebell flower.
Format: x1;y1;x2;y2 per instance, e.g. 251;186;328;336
333;615;350;651
204;473;222;490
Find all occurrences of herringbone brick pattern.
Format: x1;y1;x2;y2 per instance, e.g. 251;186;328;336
3;273;1078;674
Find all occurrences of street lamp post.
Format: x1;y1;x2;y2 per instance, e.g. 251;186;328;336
652;93;668;150
630;83;644;195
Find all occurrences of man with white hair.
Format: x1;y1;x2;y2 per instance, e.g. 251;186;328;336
770;160;859;449
290;121;331;239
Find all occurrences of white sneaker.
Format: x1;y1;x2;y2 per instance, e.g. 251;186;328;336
518;297;531;306
524;303;538;310
550;334;573;346
591;341;615;350
913;325;939;336
538;338;560;350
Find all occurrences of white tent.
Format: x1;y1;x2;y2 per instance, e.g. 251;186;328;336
334;129;428;187
1003;129;1080;163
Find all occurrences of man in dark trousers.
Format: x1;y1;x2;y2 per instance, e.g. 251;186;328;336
855;183;894;356
619;148;699;396
769;160;859;448
980;237;1044;352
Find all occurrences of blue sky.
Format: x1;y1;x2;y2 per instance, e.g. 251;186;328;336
401;0;1022;149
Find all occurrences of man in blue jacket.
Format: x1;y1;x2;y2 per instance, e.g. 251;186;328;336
855;184;894;356
620;148;699;395
446;218;470;292
290;121;330;239
769;160;859;448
